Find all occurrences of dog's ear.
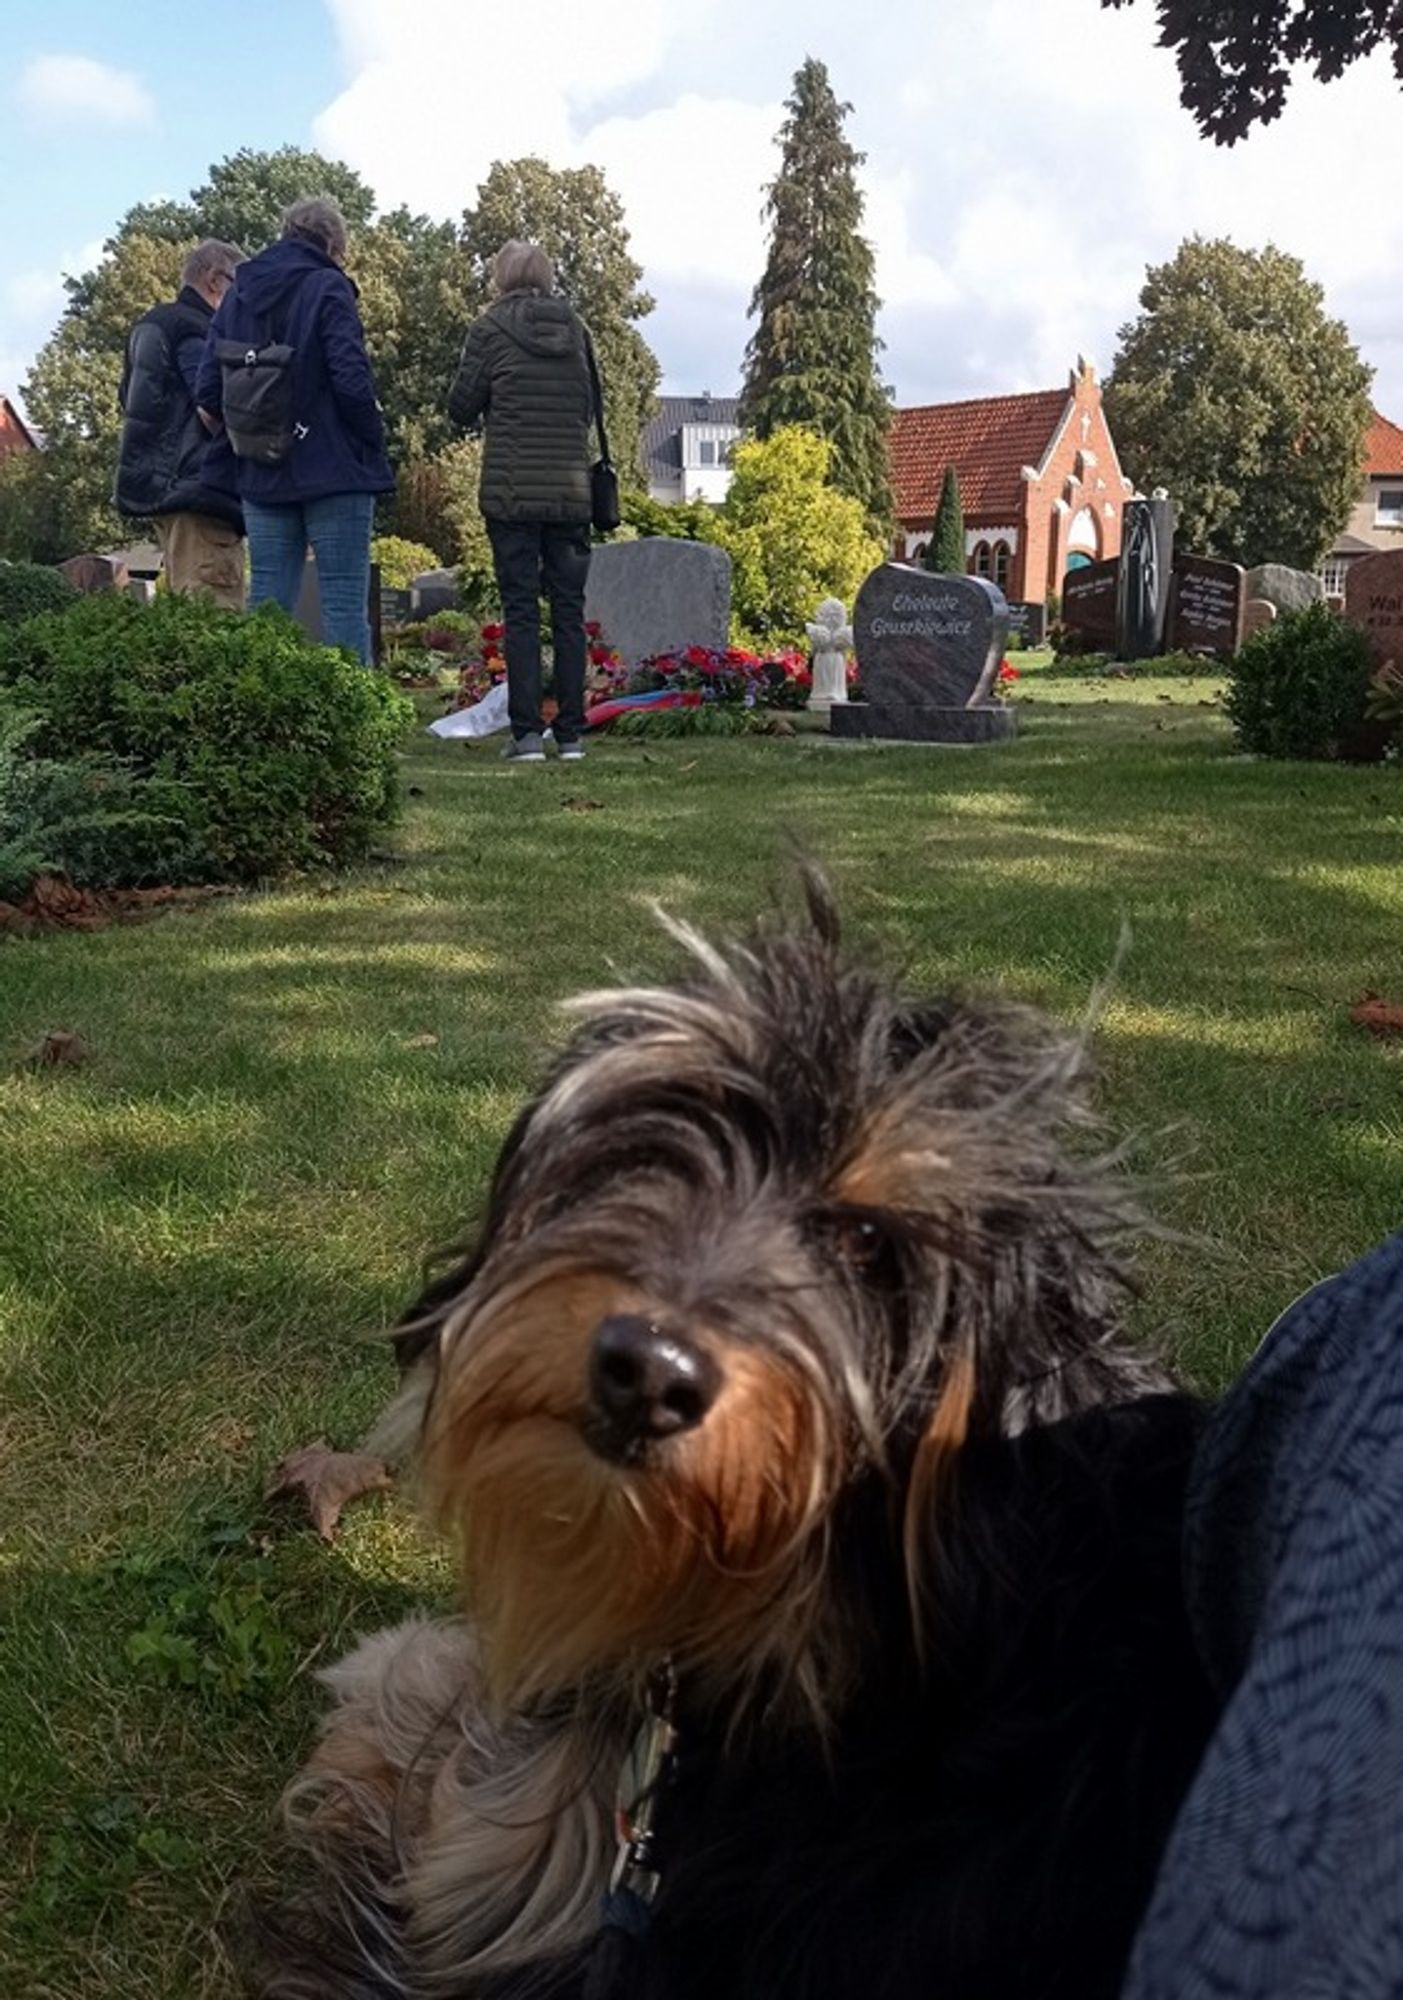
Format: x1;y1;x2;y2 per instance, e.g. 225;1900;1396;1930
390;1252;483;1373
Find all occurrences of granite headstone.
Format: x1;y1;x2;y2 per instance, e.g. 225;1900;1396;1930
61;552;128;594
1244;564;1323;616
1169;556;1245;656
380;585;414;629
830;564;1015;743
1344;549;1403;661
1117;495;1175;660
583;537;731;663
1007;600;1048;646
1062;559;1120;650
410;568;460;619
1242;598;1277;642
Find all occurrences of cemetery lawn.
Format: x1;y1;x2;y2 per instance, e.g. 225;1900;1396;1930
3;667;1401;1997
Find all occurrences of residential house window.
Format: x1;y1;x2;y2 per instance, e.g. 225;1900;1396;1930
699;441;716;467
1320;559;1348;598
992;541;1011;592
1376;489;1403;526
973;541;992;578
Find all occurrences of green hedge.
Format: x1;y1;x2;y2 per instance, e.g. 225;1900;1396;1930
0;561;77;628
0;596;414;884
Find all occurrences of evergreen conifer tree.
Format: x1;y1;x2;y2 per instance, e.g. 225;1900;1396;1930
924;465;965;574
739;58;891;525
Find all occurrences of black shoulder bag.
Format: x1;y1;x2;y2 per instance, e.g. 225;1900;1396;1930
583;331;620;535
217;292;298;466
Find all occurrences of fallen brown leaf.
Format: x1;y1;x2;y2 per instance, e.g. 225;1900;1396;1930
1350;992;1403;1037
402;1032;439;1049
265;1439;394;1540
24;1030;90;1069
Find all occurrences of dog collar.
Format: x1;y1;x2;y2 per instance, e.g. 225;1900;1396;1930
584;1663;680;1998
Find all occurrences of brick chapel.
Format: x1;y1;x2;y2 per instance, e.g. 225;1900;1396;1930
888;357;1133;606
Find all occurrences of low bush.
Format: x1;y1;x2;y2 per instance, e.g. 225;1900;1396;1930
0;697;198;901
1225;602;1391;761
0;596;414;883
0;561;77;628
1366;659;1403;744
370;536;443;588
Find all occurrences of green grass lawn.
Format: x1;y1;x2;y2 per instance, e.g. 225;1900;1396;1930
2;656;1401;1996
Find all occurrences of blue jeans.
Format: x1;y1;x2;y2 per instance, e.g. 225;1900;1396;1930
244;493;376;663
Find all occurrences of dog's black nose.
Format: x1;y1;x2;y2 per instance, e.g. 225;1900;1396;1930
588;1314;720;1454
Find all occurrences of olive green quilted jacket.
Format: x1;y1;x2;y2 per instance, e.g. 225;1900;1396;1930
448;290;593;525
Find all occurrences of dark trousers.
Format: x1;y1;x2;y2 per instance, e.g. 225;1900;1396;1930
485;518;591;743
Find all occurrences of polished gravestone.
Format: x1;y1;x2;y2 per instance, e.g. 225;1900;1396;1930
1169;556;1245;656
831;564;1015;743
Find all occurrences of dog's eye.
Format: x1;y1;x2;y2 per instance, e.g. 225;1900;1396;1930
820;1209;901;1285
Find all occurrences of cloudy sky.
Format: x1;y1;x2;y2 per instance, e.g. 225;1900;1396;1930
5;0;1403;425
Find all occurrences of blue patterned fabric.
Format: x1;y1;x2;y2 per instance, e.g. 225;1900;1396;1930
1123;1233;1403;1999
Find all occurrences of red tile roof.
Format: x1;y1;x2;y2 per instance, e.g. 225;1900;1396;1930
1364;410;1403;477
890;388;1070;522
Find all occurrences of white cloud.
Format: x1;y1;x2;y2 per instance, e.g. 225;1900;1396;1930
17;54;155;127
4;238;106;335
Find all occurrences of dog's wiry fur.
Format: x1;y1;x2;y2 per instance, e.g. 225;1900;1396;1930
252;884;1217;2000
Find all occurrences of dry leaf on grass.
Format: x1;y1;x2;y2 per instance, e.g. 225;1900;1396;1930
23;1030;90;1069
402;1032;440;1049
1350;992;1403;1037
266;1439;394;1540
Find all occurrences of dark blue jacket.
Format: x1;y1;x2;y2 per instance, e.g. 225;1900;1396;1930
114;287;243;530
195;238;393;504
1124;1232;1403;1999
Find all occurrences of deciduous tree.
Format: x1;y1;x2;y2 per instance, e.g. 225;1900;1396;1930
460;158;660;486
1102;1;1403;144
1104;237;1372;569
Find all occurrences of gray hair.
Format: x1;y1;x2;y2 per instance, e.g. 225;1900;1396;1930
493;240;554;297
181;238;245;290
281;196;349;262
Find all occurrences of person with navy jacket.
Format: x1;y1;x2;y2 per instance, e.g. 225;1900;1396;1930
195;195;392;663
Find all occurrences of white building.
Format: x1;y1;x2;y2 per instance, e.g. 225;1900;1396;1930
643;394;741;504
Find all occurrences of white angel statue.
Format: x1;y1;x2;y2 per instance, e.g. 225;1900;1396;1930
805;596;853;711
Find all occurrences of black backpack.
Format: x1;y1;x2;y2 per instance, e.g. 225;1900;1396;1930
217;330;297;466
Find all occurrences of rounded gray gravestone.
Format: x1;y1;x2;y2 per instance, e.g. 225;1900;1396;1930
832;563;1015;743
584;537;732;664
1242;598;1278;642
1244;564;1324;616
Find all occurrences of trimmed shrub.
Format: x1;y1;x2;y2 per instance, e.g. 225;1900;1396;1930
0;595;414;882
0;694;203;899
0;561;78;628
371;535;443;588
1225;602;1390;761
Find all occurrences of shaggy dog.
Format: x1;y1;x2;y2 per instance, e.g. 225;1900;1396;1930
252;887;1217;2000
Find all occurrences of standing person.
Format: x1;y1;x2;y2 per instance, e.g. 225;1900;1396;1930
448;241;594;763
195;197;391;663
114;239;247;608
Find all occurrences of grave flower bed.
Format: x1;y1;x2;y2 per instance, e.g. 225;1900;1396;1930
441;625;814;735
586;642;812;733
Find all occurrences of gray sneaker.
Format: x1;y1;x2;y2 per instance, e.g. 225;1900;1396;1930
502;733;546;763
557;739;586;761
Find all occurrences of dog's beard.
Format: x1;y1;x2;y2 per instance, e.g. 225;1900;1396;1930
423;1260;850;1718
